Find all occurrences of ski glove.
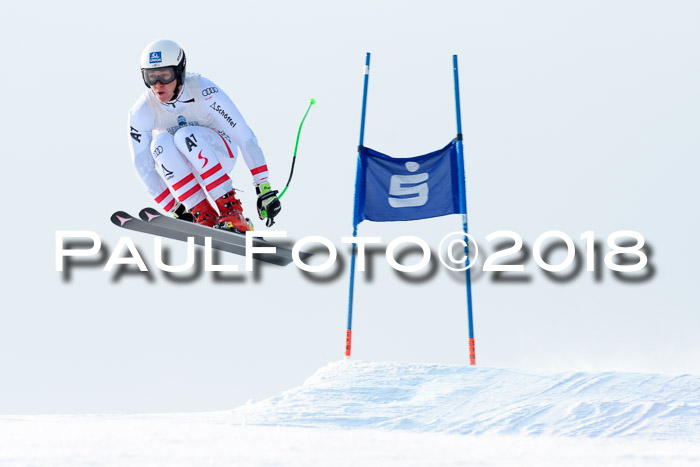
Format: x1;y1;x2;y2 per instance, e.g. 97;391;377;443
172;202;194;223
256;182;281;227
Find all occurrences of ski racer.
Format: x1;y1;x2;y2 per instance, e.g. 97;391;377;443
128;39;281;232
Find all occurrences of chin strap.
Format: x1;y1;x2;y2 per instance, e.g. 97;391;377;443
155;82;185;107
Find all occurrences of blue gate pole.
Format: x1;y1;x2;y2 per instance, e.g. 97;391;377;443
453;55;476;365
346;52;371;359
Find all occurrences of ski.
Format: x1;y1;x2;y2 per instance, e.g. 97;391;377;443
110;209;301;266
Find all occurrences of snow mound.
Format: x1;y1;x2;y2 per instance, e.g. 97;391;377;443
231;360;700;440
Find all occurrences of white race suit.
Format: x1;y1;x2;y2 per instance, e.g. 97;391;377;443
128;73;270;212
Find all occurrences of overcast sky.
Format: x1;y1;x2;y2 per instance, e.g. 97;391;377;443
1;0;699;413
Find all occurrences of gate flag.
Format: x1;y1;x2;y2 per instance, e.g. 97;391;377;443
345;53;476;366
353;139;463;225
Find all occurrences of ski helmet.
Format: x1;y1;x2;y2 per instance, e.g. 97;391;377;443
139;39;186;90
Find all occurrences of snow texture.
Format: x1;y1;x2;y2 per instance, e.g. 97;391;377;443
1;360;699;466
231;360;700;440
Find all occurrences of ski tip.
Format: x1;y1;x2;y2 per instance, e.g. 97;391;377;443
139;207;162;222
110;211;135;227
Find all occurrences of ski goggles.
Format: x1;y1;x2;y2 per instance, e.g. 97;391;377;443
142;66;177;86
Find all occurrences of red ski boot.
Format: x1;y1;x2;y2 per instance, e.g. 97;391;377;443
214;190;249;232
190;198;218;228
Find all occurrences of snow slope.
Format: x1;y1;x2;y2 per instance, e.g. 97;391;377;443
1;360;699;466
231;360;700;440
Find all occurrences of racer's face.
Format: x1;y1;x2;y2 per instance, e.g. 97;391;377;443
151;79;178;103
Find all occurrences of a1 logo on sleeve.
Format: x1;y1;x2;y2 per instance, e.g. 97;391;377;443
149;51;162;64
130;126;142;143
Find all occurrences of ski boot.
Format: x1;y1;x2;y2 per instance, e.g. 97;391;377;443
190;198;218;228
214;190;250;233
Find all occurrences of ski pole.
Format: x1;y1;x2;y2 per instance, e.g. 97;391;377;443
278;98;316;200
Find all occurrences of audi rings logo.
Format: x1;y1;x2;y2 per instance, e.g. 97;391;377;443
202;87;219;97
153;145;164;157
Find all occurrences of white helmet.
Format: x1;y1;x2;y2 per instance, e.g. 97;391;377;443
139;39;186;89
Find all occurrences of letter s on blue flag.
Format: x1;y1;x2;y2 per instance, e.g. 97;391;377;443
353;139;464;225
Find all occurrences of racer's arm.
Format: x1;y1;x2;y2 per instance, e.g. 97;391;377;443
199;77;270;185
127;100;178;212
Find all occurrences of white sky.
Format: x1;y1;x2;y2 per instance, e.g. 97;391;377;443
1;0;699;413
